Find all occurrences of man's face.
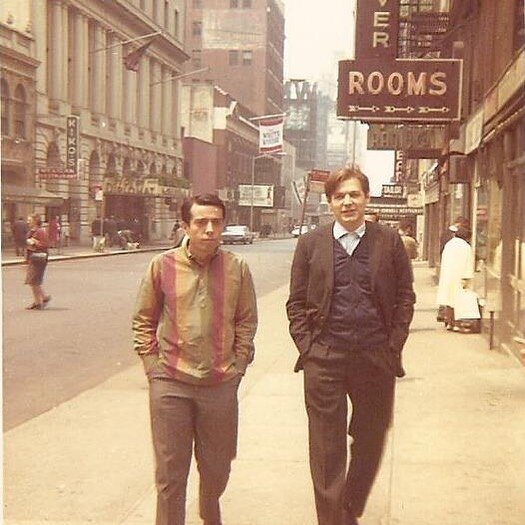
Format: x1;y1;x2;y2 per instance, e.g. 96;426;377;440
183;203;225;260
328;177;370;231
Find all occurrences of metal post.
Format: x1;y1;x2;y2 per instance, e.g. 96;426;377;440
298;174;310;234
250;156;255;232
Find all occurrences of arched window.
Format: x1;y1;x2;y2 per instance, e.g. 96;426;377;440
1;79;9;135
14;84;26;139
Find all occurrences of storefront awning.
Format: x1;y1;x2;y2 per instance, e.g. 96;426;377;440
1;184;64;207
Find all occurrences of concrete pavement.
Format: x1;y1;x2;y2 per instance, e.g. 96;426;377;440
4;264;525;525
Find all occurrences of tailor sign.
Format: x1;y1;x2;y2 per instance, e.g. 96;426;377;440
337;58;462;122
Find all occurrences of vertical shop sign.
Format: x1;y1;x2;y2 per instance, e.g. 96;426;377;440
66;115;80;176
355;0;400;59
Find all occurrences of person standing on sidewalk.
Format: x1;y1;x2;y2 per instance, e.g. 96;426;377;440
132;193;257;525
286;166;416;525
24;213;51;310
13;216;28;256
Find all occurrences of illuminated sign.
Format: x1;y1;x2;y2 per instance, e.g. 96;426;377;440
337;58;462;122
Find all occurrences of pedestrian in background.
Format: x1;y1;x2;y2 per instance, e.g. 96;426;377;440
286;166;415;525
436;225;474;330
13;216;28;256
133;193;257;525
25;213;51;310
440;215;469;254
170;219;185;247
398;219;418;260
364;211;379;223
47;215;60;249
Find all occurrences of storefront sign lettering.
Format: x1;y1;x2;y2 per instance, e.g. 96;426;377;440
66;116;79;175
355;0;400;59
338;58;462;122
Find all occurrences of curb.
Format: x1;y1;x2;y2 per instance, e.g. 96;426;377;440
1;246;172;267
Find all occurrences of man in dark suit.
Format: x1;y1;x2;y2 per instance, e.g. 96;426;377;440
286;166;416;525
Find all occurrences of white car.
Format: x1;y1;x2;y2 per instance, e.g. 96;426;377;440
221;225;254;244
291;224;315;237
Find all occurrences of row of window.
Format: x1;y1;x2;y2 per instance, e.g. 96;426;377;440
229;49;253;66
192;0;252;7
1;79;27;139
191;49;253;68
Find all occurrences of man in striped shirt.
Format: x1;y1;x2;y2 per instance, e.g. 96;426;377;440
133;193;257;525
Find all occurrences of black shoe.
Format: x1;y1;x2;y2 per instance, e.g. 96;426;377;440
25;303;43;310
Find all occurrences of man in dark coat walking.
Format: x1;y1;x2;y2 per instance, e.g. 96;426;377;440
286;166;416;525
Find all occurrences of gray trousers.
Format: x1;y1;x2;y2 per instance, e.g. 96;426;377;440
149;375;241;525
303;343;395;525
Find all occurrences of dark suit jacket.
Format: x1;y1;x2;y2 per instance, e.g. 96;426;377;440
286;221;416;373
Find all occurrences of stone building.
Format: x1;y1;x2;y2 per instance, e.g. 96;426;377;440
2;0;190;243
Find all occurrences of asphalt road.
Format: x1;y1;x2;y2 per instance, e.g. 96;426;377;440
2;239;295;430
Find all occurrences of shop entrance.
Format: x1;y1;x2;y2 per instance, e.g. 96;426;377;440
104;194;149;241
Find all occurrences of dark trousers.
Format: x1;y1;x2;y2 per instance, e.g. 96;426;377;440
149;376;241;525
303;343;395;525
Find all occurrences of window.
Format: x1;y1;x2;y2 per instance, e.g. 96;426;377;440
13;84;26;138
193;0;202;6
230;0;239;7
192;49;202;68
1;79;9;135
229;50;239;65
242;50;253;66
164;1;169;28
192;21;202;36
243;0;252;6
174;9;179;39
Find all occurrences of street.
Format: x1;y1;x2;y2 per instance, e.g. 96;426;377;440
2;239;294;430
3;246;525;525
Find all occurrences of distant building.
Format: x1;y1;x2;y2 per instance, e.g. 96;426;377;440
185;0;284;117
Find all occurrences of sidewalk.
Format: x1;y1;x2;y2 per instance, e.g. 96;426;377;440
4;265;524;525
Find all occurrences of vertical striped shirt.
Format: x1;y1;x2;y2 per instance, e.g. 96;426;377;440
132;244;257;385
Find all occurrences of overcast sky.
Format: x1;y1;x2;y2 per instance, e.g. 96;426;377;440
283;0;355;81
282;0;393;194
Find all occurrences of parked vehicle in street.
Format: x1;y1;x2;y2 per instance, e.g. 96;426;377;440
291;224;315;237
221;225;254;244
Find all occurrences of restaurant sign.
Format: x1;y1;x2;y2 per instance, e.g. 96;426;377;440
103;177;188;198
338;58;462;122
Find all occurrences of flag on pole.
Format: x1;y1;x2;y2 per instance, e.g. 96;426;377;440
258;117;284;154
123;39;154;72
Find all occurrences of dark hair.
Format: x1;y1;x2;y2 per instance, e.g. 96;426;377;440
29;213;42;226
325;166;370;201
454;216;469;228
455;226;472;241
180;193;225;224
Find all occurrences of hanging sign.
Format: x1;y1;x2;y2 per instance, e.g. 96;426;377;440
337;58;462;122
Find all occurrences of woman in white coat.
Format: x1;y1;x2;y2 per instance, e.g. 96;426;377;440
436;226;474;329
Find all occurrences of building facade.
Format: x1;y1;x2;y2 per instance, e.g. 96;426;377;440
1;0;44;244
185;0;284;117
2;0;190;244
417;0;524;360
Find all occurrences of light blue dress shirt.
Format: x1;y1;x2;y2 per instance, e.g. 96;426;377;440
333;221;366;257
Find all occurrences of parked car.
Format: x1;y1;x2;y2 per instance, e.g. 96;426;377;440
221;225;254;244
291;224;315;237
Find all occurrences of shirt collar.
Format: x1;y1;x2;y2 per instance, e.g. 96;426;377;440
333;220;366;240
